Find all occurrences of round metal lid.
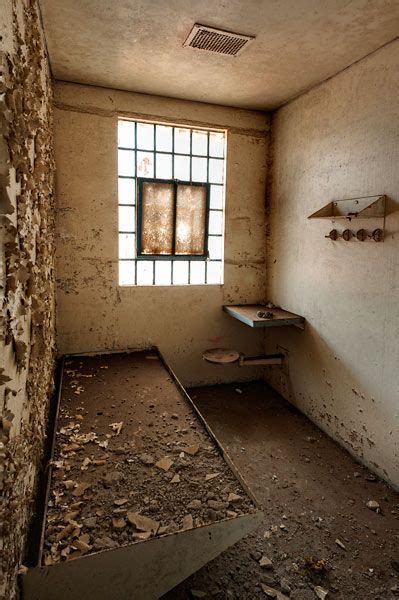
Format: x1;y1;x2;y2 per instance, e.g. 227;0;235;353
202;348;240;364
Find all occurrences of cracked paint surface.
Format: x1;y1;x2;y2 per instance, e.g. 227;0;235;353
0;1;55;596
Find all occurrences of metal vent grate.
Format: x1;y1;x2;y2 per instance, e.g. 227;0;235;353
184;24;254;56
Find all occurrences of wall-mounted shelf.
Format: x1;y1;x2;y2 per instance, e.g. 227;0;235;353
223;305;305;329
308;195;386;221
212;305;304;372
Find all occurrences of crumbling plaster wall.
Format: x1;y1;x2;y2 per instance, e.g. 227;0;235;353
0;0;55;596
266;40;399;488
54;82;269;385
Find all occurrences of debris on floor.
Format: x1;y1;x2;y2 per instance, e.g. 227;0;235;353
163;381;399;600
42;353;257;566
366;500;381;513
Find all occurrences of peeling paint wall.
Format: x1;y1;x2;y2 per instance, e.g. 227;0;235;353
54;82;269;385
0;0;55;596
266;40;399;488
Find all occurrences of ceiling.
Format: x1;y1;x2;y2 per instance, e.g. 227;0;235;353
39;0;399;110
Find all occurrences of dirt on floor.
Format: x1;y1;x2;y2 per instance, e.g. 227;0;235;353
163;381;399;600
42;353;256;566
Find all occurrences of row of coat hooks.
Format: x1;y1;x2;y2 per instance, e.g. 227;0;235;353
325;228;383;242
308;195;386;242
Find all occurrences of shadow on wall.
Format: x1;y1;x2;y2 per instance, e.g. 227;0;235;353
385;196;399;217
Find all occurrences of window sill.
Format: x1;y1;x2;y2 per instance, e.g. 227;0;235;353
118;283;224;288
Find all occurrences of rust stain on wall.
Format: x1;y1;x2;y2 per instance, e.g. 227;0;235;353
0;1;55;597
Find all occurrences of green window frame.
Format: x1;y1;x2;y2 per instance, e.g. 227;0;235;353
136;177;210;260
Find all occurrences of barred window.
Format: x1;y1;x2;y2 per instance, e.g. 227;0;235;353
118;120;225;285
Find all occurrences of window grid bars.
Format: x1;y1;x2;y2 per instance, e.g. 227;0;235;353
170;127;175;284
118;148;225;160
118;120;225;286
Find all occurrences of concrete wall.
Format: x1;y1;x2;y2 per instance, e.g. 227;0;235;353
0;0;56;596
54;82;269;385
266;40;399;488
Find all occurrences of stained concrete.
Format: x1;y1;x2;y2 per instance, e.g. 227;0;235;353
54;82;269;386
1;4;397;596
165;381;399;599
0;0;56;597
265;40;399;489
39;0;399;110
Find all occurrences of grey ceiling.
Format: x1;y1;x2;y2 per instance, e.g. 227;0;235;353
39;0;399;110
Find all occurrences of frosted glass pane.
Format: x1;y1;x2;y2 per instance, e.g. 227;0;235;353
137;151;154;178
210;185;223;209
137;123;154;150
119;234;135;259
192;130;207;155
192;157;207;182
156;125;173;151
118;206;135;232
119;261;135;285
137;261;153;285
173;261;189;285
175;184;206;255
208;236;223;260
118;150;135;176
118;121;135;148
190;261;205;284
155;261;172;285
209;131;224;157
209;158;224;183
141;182;174;255
174;155;190;180
174;127;190;153
207;261;222;284
208;210;223;235
118;178;135;204
156;153;172;179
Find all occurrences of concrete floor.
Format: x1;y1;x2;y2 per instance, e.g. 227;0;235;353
164;381;399;600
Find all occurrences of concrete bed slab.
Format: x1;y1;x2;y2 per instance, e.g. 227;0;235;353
21;351;261;599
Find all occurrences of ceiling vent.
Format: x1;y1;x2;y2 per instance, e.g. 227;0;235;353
183;24;254;57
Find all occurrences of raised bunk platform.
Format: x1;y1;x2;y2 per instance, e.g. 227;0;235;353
22;350;262;600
